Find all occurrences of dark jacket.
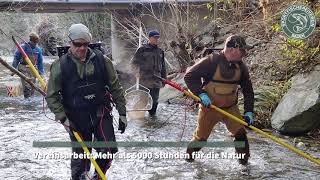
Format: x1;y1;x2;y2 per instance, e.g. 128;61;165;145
131;43;167;88
184;53;254;113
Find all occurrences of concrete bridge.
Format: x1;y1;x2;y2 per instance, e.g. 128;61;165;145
0;0;211;12
0;0;213;73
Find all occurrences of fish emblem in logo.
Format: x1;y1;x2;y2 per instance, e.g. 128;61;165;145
288;13;308;33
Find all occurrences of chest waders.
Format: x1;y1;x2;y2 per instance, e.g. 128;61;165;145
186;60;250;164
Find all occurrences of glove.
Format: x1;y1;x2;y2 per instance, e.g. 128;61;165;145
118;115;127;134
199;92;212;107
244;112;254;125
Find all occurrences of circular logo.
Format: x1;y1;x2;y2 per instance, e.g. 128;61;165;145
281;5;316;40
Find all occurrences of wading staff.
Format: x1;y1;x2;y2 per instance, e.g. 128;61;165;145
154;74;320;166
11;37;107;180
0;57;46;96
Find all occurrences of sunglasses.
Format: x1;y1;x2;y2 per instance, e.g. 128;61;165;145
72;41;90;48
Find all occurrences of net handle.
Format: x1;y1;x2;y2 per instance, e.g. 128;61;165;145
135;25;143;91
136;76;139;90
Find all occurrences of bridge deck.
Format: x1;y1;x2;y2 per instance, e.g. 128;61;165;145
0;0;211;13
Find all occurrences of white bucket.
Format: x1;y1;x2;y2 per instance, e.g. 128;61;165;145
128;111;146;120
5;80;22;97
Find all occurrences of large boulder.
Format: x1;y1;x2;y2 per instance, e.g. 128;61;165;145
271;66;320;135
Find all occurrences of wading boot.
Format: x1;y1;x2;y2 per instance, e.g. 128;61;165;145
185;140;206;162
234;129;250;166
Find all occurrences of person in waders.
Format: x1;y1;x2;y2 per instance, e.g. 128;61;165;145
12;32;44;98
131;30;167;117
184;35;254;166
45;23;127;180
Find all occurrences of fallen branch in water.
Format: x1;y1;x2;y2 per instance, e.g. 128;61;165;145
0;56;46;96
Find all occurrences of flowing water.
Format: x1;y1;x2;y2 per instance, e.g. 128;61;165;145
0;56;319;180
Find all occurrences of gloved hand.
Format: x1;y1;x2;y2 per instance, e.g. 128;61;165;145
57;116;71;133
244;112;254;125
118;115;127;134
199;92;212;107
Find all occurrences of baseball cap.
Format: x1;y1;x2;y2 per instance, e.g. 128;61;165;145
225;35;253;49
148;30;160;38
29;32;39;43
29;32;39;39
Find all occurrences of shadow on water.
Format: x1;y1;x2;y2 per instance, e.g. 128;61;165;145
0;57;319;179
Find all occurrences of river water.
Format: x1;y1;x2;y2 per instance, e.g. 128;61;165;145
0;56;319;179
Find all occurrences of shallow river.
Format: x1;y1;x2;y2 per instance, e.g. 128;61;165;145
0;56;319;179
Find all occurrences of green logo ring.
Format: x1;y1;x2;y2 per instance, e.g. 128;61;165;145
281;5;316;40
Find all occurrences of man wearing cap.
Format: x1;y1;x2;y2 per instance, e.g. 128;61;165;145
45;23;127;179
12;32;44;98
131;30;167;117
184;35;254;165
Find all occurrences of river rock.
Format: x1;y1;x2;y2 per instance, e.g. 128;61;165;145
296;142;306;148
271;66;320;135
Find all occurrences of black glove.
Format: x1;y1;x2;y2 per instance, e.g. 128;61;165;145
118;115;127;134
56;116;71;133
58;116;67;124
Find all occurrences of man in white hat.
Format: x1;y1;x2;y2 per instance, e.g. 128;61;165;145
46;23;127;179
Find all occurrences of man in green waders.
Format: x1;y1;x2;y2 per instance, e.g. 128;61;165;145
46;23;127;179
184;35;254;165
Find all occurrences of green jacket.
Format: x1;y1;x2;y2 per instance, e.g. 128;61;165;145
45;49;126;120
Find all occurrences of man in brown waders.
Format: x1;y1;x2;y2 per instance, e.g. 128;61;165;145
184;35;254;165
